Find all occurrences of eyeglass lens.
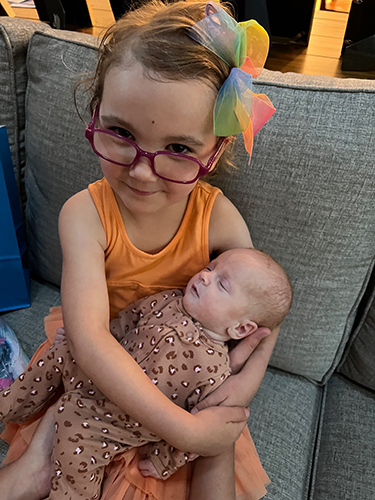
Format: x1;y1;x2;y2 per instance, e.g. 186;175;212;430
93;131;201;182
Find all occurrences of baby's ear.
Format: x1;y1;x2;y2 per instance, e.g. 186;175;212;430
227;320;258;340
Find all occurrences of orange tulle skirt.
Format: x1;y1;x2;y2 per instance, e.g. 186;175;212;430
1;307;269;500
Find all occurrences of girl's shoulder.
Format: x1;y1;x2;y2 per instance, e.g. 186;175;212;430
60;188;95;221
59;188;106;251
209;192;253;254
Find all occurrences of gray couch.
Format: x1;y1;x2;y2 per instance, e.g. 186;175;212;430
0;16;374;500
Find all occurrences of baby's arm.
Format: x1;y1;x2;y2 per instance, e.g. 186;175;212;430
59;192;248;456
110;290;181;343
193;326;278;411
110;297;147;343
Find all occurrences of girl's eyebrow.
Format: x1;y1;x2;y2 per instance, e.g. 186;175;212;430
164;134;205;147
100;114;133;129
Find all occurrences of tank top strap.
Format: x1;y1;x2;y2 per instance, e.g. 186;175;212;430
88;178;124;254
174;180;222;264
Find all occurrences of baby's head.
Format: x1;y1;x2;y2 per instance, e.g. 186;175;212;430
183;248;293;342
87;0;235;176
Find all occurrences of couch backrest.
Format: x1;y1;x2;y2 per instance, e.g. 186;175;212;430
212;72;375;383
0;17;52;205
1;19;374;384
24;30;101;286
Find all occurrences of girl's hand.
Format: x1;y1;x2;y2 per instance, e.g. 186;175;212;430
228;327;271;375
191;373;250;412
187;405;249;456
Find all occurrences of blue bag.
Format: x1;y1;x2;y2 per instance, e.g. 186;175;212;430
0;125;30;311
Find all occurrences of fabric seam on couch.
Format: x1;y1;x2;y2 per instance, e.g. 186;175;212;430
254;78;375;94
317;256;375;385
308;382;328;500
337;259;375;369
29;30;99;52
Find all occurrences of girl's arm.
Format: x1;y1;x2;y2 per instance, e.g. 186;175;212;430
205;193;279;407
59;190;248;456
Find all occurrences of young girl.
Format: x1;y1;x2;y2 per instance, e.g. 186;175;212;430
1;1;277;499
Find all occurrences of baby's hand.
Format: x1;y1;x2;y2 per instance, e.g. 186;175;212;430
138;458;161;479
52;327;67;346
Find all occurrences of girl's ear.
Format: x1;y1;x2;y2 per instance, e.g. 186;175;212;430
227;320;258;340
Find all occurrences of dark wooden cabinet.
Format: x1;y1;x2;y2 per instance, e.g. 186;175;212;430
229;0;316;44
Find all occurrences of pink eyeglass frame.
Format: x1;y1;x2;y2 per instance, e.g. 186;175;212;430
85;106;228;184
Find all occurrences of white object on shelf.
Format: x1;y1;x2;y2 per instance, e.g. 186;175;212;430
9;0;35;8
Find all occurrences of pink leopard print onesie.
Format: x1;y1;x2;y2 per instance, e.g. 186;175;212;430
0;290;231;500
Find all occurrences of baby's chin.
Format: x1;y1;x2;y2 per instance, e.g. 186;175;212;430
182;294;195;318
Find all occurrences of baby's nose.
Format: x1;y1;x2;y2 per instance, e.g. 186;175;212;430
200;270;210;284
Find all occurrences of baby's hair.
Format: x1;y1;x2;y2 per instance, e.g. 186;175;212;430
81;0;239;175
242;248;293;330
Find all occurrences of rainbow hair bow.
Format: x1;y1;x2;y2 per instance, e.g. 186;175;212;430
188;1;275;159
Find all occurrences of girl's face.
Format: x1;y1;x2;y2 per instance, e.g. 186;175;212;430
98;62;220;216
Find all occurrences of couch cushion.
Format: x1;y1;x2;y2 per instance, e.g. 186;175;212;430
248;367;323;500
25;31;101;286
0;18;52;207
311;374;375;500
338;266;375;391
212;71;375;382
0;278;61;464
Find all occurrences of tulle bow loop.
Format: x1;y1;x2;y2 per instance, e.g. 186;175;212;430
188;2;246;68
239;20;269;77
213;68;253;137
188;1;276;159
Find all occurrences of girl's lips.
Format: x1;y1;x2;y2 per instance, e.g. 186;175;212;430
192;284;199;298
127;184;157;196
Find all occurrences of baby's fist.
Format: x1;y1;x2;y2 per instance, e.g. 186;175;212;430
138;458;161;479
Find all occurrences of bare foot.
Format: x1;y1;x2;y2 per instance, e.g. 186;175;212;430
52;327;67;346
138;458;161;478
16;407;56;499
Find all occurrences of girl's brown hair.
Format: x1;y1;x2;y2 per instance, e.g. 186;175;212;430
83;0;238;175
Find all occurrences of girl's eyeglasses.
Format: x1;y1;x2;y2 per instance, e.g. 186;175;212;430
85;106;227;184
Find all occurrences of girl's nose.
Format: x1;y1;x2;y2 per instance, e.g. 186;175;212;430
128;156;158;182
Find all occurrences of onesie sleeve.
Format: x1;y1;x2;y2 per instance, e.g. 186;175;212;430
110;290;182;342
110;296;147;342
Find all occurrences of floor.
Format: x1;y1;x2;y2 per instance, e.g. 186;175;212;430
4;0;375;80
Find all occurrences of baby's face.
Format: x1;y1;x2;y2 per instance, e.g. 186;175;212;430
183;250;261;339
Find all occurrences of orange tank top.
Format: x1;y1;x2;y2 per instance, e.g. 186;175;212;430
88;178;222;320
